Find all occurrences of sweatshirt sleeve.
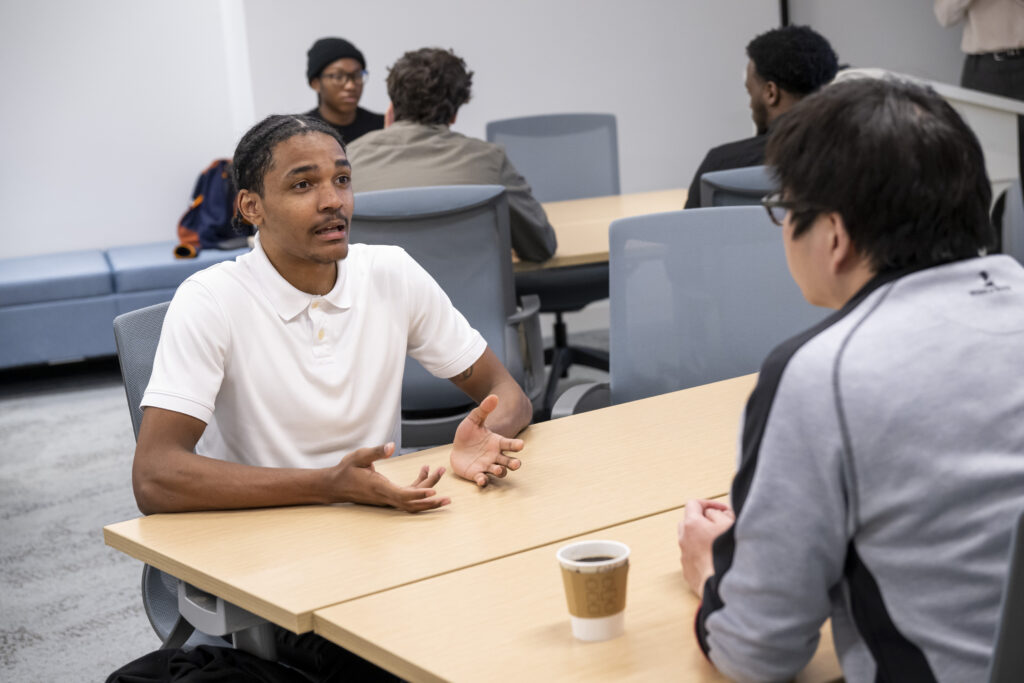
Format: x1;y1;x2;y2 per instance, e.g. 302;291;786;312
696;348;850;682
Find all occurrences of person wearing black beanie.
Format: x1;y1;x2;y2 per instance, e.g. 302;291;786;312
304;37;384;144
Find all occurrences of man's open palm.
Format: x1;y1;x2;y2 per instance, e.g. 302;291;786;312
450;395;524;487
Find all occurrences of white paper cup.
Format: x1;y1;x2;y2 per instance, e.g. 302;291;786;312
556;540;630;641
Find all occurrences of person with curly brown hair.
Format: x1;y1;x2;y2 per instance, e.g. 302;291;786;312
346;48;556;262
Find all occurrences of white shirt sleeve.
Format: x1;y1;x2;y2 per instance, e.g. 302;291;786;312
141;278;231;424
398;250;487;379
934;0;972;27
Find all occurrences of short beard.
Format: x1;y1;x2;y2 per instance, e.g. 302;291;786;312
752;102;769;136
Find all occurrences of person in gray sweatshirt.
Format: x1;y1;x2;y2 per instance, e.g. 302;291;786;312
677;77;1024;682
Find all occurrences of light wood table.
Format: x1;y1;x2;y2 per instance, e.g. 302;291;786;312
516;188;687;272
314;506;841;683
104;374;754;633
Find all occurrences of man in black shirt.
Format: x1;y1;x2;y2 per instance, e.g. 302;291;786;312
684;26;838;209
304;37;385;144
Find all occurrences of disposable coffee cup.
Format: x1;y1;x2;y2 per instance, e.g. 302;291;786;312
556;540;630;641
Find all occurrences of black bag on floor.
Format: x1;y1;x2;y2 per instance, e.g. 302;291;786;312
106;645;309;683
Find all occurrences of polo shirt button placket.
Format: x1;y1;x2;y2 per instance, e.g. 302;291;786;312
310;297;330;358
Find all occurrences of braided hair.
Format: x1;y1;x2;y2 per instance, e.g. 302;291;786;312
230;114;346;229
232;114;346;196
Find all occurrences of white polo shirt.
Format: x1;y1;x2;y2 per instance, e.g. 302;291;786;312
141;239;486;469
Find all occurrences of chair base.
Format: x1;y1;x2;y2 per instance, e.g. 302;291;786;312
540;343;610;419
543;345;609;378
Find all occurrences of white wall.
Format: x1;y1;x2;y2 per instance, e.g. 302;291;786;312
244;0;775;196
0;0;245;259
0;1;972;260
789;0;964;83
1;0;775;259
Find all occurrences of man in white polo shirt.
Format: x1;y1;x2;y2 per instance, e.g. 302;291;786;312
132;114;534;516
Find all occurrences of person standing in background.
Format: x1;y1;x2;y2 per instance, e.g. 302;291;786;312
935;0;1024;100
305;37;385;143
935;0;1024;182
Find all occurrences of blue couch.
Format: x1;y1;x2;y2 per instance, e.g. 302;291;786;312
0;241;248;369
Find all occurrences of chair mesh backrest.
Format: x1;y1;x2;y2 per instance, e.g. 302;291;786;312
486;113;620;202
113;301;169;440
608;206;826;404
1001;180;1024;265
352;185;514;411
989;509;1024;683
699;165;777;208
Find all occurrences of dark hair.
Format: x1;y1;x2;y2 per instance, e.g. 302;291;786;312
232;115;346;197
747;25;838;96
766;77;994;270
386;48;473;125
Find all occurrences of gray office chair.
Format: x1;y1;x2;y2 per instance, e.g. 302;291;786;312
699;165;776;208
113;302;276;658
998;179;1024;264
485;113;620;203
352;185;544;447
486;114;620;415
553;206;827;415
989;509;1024;682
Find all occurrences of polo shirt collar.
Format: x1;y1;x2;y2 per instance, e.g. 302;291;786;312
248;234;353;321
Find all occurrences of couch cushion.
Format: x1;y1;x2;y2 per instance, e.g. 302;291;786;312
106;241;249;293
0;295;118;368
0;250;113;306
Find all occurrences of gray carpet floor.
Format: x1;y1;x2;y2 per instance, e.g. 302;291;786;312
0;330;609;682
1;360;159;682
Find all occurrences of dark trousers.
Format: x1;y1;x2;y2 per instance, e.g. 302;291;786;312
106;632;402;683
274;628;402;683
961;52;1024;183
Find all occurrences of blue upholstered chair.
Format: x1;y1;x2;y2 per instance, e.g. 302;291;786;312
0;242;248;370
106;241;249;314
486;114;620;415
553;206;827;415
352;185;544;448
699;165;776;208
0;249;118;368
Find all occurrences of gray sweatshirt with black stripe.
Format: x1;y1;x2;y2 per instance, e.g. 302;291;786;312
697;255;1024;682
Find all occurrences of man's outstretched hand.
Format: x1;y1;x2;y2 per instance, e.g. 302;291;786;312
329;442;450;512
450;395;524;487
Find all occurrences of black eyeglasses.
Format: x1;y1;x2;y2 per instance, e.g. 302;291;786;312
321;69;367;86
761;192;826;226
761;193;795;226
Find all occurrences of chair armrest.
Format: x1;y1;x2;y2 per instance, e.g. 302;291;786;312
550;382;611;419
507;293;540;324
178;581;265;636
506;294;544;407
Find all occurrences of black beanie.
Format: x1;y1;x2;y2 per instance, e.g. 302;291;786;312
307;38;366;83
